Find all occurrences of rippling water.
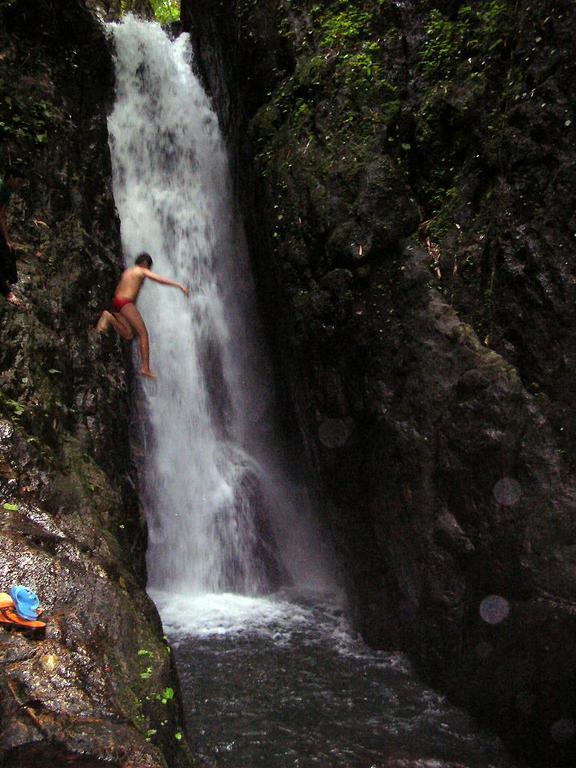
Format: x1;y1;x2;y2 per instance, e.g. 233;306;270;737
153;591;519;768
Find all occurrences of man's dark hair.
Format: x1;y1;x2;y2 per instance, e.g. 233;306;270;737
135;252;153;268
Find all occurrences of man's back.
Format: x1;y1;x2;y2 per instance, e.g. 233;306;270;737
115;266;146;300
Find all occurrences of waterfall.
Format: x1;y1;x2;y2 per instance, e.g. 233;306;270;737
107;17;331;601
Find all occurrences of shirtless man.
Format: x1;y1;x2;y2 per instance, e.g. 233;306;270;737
97;252;189;379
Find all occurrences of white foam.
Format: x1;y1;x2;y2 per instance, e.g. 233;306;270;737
149;590;311;639
148;585;409;676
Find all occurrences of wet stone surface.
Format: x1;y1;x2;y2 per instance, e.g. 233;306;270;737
0;2;191;766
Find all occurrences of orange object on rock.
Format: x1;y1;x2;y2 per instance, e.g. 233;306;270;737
0;591;46;629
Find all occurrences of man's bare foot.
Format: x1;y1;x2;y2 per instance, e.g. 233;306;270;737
140;368;157;380
6;292;23;308
96;311;111;333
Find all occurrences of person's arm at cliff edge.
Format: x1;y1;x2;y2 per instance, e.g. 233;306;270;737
141;267;189;296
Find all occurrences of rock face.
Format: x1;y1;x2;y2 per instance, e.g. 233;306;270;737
0;2;191;767
183;1;576;764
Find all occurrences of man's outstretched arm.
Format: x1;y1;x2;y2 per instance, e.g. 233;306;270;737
141;268;189;295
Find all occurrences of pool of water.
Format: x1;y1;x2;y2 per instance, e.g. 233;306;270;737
152;590;520;768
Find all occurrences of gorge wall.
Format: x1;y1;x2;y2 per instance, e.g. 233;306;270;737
183;1;576;764
0;2;191;766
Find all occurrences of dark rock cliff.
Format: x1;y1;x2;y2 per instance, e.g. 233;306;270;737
0;2;191;766
183;0;576;764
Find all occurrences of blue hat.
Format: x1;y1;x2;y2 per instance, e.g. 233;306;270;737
9;585;40;621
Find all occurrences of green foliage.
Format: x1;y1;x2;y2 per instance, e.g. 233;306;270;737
420;7;472;81
336;42;395;100
307;4;391;103
148;0;180;24
314;5;372;49
0;392;26;418
251;2;394;161
0;94;61;150
480;0;510;40
420;1;511;81
249;2;403;268
415;0;514;222
119;0;179;23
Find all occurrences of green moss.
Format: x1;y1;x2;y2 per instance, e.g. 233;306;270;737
0;391;26;419
420;1;512;82
248;6;409;293
420;7;471;81
314;5;372;49
0;47;69;162
0;94;60;149
62;439;116;510
295;55;327;89
426;186;461;239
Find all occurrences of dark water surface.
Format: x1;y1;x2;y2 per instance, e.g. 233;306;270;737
155;591;519;768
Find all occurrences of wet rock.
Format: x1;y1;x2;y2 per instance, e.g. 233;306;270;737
319;268;353;296
0;2;192;766
213;462;289;594
434;510;475;557
382;762;469;768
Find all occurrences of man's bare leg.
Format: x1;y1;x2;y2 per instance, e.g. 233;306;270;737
120;303;156;379
97;310;133;340
96;310;110;333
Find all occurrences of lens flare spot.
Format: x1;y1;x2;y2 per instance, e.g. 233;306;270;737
493;478;522;506
550;718;575;744
318;418;352;448
479;595;510;625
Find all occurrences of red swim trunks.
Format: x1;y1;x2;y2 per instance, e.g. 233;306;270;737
111;295;134;312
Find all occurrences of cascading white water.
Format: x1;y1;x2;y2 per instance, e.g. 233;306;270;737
107;17;332;602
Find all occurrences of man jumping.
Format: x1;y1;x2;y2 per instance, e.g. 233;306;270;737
97;252;189;379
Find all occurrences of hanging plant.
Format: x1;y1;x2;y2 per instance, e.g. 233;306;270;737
148;0;180;24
